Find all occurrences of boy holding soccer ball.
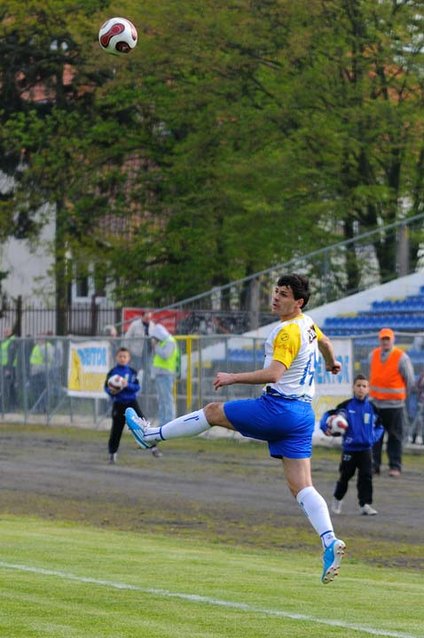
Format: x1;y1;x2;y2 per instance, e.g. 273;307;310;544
105;347;161;463
320;374;384;516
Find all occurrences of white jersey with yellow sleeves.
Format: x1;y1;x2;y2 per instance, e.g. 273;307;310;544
263;313;323;402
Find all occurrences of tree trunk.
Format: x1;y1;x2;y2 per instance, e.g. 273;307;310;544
344;218;360;292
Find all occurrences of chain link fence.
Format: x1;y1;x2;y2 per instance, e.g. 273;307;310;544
1;333;423;442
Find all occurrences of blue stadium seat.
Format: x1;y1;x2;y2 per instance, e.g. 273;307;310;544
325;287;424;337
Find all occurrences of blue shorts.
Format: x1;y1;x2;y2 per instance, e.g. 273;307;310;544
223;393;315;459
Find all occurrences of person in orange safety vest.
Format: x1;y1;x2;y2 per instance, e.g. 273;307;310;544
369;328;414;477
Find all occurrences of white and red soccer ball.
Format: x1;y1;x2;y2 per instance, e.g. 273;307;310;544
98;17;138;55
326;413;349;436
108;374;126;391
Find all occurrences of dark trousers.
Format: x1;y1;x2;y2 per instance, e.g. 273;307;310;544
334;449;373;507
108;400;145;455
1;368;17;410
372;407;403;471
30;372;48;412
410;401;424;442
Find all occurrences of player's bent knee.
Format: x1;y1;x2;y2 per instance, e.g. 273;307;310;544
204;402;231;427
204;402;224;421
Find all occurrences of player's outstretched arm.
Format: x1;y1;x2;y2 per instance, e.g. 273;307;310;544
214;360;286;390
318;335;342;375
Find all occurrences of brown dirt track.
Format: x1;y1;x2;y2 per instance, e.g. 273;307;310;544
0;423;423;570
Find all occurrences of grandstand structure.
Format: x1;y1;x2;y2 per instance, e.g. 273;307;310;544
316;277;424;400
323;285;424;337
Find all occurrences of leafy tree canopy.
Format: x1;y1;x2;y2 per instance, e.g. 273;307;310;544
0;0;422;308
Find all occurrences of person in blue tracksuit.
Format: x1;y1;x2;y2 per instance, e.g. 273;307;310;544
105;347;161;463
320;374;384;516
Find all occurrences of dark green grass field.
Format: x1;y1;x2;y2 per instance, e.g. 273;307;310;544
0;424;423;637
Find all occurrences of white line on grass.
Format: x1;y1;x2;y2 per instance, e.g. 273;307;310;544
0;561;418;638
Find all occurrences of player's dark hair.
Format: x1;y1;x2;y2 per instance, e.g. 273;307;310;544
276;273;310;309
117;347;130;354
354;373;368;383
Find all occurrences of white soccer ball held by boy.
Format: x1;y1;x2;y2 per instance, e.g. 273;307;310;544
326;413;349;436
108;374;126;393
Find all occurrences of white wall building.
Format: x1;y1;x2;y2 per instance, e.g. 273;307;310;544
0;215;55;306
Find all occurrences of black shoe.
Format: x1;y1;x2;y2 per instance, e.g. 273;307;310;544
373;467;380;475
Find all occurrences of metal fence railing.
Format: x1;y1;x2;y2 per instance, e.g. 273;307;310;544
0;300;120;339
1;334;423;437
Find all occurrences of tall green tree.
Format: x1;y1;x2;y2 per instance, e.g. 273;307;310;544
118;0;423;302
0;0;115;330
1;0;422;314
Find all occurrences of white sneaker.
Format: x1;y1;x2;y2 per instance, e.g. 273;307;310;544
361;504;378;516
109;453;117;464
331;498;343;514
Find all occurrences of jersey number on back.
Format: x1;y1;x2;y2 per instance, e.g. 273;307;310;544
300;352;316;387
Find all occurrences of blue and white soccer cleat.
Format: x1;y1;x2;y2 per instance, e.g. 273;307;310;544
321;539;346;584
125;408;154;449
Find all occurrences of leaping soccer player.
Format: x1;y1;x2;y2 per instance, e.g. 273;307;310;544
126;273;345;584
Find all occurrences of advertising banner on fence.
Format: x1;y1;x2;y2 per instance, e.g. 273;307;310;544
67;340;111;398
315;338;353;394
313;338;353;423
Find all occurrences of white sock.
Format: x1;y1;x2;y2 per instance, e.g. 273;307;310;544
296;486;336;549
145;409;211;443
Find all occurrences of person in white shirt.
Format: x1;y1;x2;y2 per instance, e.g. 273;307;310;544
124;313;152;370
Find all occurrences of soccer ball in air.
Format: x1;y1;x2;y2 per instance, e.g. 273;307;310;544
98;17;138;55
108;374;125;391
326;413;349;436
